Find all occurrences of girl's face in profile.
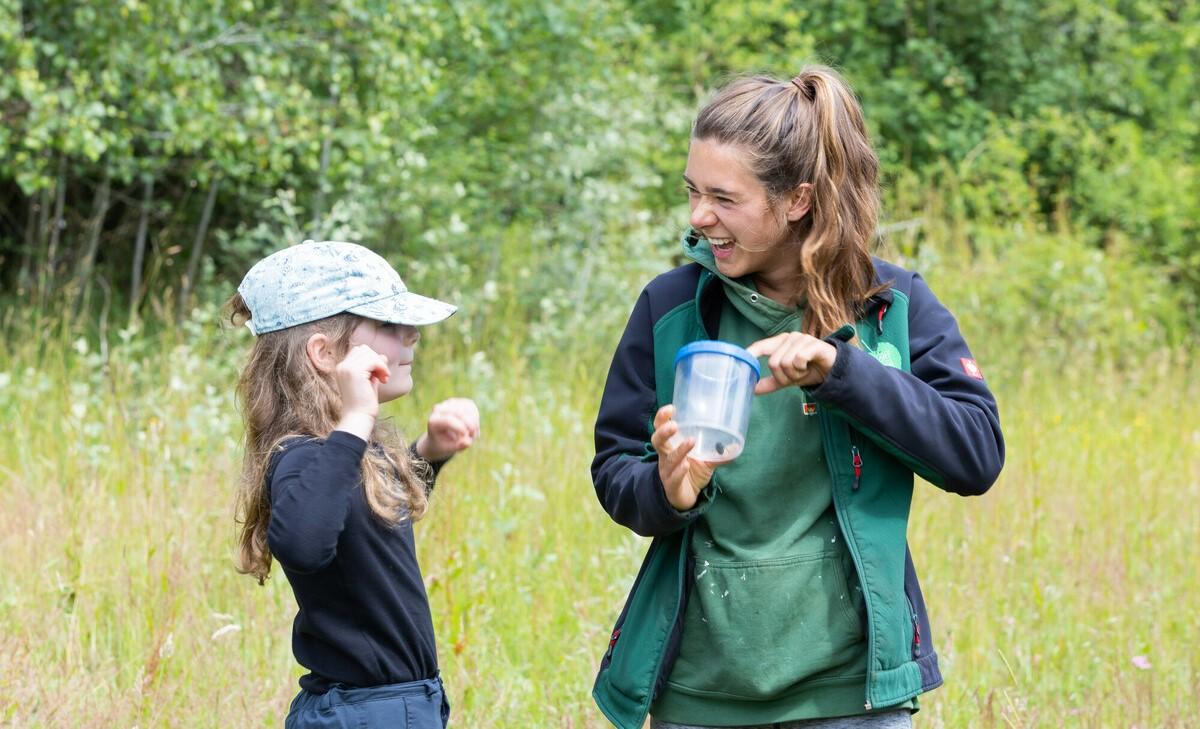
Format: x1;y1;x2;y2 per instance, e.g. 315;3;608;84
349;319;421;402
683;139;809;293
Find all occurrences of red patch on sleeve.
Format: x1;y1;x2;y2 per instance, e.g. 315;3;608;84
961;358;984;380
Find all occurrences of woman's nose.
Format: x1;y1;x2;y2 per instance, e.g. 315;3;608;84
689;199;717;229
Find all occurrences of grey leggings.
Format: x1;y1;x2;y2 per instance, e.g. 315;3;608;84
651;709;913;729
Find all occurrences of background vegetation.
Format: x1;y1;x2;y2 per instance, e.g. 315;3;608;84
1;1;1197;726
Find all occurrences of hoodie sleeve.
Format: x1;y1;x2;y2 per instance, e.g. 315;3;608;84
409;441;449;495
267;430;367;572
808;273;1005;495
591;289;707;537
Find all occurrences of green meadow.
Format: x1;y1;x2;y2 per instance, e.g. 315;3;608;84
2;227;1196;727
3;2;1198;726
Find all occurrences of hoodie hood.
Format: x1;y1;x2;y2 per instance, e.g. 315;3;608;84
681;229;804;336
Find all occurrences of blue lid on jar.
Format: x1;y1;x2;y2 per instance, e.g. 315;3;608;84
674;340;761;379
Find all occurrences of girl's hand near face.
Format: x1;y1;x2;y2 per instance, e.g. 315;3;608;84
416;398;481;463
747;332;838;394
651;405;716;511
334;344;392;440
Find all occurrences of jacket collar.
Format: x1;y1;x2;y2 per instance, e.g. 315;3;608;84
681;227;894;327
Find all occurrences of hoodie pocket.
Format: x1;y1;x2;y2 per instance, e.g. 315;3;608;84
667;552;866;700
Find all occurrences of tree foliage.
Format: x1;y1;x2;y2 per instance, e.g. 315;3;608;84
1;0;1197;332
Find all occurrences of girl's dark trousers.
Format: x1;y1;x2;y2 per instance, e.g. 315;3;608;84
285;674;449;728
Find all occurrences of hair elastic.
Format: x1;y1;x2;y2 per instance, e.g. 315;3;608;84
790;76;814;100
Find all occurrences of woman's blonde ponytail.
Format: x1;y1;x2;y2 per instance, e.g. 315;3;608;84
693;66;887;337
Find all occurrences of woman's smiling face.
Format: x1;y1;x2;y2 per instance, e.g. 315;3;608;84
684;138;810;300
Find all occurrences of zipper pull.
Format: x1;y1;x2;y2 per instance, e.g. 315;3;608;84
605;627;621;659
876;303;887;334
906;596;922;657
851;446;862;491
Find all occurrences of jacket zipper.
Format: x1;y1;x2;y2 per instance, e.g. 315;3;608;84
851;445;863;491
905;594;921;658
821;412;876;711
642;524;692;724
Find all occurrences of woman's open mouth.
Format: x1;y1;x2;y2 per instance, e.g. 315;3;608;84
707;238;736;258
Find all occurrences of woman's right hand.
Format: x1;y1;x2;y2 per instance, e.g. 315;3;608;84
651;404;716;511
334;344;391;440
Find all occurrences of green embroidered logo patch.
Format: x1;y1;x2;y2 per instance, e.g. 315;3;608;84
869;342;903;369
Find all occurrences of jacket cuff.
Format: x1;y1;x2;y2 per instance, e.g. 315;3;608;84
806;336;857;402
327;429;369;458
651;465;714;524
408;442;450;492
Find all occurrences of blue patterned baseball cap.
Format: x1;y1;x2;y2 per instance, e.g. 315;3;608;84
237;240;457;335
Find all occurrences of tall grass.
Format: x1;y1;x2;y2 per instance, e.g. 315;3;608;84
1;240;1197;727
909;354;1200;727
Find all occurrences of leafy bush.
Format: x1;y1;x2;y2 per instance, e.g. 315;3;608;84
1;0;1196;328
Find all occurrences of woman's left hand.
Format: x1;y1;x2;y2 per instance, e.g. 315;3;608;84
416;397;481;462
746;333;838;394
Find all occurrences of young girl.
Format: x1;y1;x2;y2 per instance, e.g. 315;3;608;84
229;240;480;729
591;68;1004;729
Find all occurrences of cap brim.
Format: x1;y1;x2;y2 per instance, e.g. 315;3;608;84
346;291;457;326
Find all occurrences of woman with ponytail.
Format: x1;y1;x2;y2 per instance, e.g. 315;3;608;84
591;67;1004;729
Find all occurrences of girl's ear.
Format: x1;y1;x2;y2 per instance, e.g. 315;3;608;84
784;183;813;222
305;333;338;373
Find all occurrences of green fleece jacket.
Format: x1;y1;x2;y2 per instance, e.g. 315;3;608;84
651;245;873;724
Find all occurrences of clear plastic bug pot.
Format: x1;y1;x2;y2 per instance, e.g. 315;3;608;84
671;340;761;463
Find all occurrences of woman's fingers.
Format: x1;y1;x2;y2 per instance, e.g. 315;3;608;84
664;437;698;489
771;339;805;384
745;333;786;359
750;333;793;393
755;375;784;395
748;332;835;393
651;405;677;450
653;404;676;430
667;448;693;489
655;427;681;468
653;402;717;507
652;404;692;490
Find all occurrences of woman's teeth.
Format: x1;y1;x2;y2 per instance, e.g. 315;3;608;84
709;238;735;250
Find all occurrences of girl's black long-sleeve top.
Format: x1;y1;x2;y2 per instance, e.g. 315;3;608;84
266;430;445;693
